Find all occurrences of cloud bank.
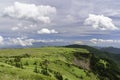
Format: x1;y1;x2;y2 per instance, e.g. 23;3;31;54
8;37;34;46
90;38;120;44
3;2;56;23
0;36;63;47
85;14;119;30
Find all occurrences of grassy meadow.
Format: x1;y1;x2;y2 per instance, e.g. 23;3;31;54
0;46;119;80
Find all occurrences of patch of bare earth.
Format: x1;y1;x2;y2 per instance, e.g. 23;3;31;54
73;57;90;70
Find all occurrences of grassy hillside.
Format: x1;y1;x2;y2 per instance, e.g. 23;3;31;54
0;46;120;80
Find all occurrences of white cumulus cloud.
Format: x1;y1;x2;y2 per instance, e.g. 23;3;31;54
0;36;4;44
37;28;58;34
11;27;19;31
84;14;119;30
3;2;56;23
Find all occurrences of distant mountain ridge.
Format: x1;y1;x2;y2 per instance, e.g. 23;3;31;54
100;47;120;54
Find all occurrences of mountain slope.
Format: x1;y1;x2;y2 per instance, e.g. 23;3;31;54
0;46;120;80
65;44;120;66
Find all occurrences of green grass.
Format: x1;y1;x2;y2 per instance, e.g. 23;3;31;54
0;62;55;80
98;59;108;68
0;47;99;80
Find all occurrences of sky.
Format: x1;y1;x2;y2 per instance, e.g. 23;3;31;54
0;0;120;48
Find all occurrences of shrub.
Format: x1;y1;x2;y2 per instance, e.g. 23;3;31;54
14;57;21;62
33;61;38;65
54;72;63;80
41;67;49;76
65;78;68;80
34;65;38;73
24;61;29;66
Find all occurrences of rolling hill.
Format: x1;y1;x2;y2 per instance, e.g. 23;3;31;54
0;46;120;80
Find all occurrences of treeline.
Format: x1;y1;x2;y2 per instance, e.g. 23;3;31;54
90;54;120;80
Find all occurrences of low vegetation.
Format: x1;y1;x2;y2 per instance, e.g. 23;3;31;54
0;46;119;80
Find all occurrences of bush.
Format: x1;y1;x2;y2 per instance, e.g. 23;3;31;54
14;57;21;62
41;67;49;76
54;72;63;80
33;61;38;65
24;61;29;66
65;78;68;80
22;53;30;58
34;65;38;73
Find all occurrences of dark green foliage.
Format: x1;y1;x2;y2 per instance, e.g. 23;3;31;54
80;76;83;79
41;67;49;76
39;60;50;76
9;59;13;64
65;78;68;80
21;53;31;58
15;62;23;69
65;44;100;54
13;57;23;68
54;72;63;80
34;65;38;73
24;61;29;66
90;54;120;80
33;61;38;65
67;63;71;67
39;62;42;66
74;52;90;59
42;59;49;66
15;62;21;68
20;62;24;69
6;59;14;66
14;57;21;62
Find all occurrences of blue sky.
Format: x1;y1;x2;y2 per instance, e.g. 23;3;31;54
0;0;120;47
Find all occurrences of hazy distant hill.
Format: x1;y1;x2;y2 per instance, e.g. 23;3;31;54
100;47;120;54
